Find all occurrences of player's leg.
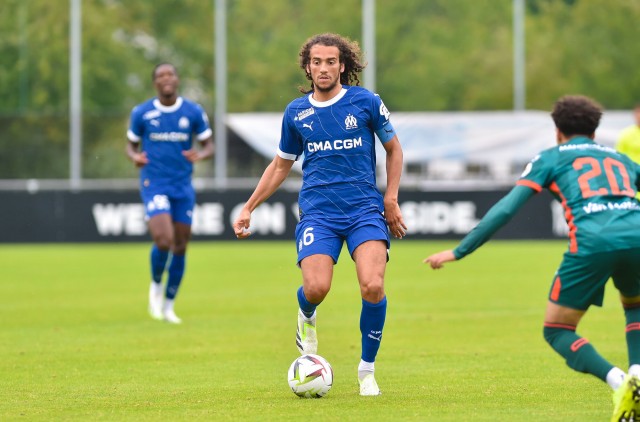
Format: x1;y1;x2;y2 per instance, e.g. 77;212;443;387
297;255;334;354
161;222;191;324
147;213;173;320
161;190;195;324
543;302;620;384
622;295;640;379
610;249;640;421
295;220;342;355
544;251;639;420
613;291;640;422
612;248;640;380
347;213;390;396
352;240;387;396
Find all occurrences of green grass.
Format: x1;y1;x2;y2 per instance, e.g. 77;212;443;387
0;240;625;420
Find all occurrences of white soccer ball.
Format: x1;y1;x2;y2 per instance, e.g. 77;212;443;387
287;354;333;398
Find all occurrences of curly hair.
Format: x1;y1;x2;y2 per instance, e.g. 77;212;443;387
551;95;603;137
298;33;366;94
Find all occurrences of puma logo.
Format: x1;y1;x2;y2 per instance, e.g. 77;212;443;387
303;122;313;131
368;333;382;342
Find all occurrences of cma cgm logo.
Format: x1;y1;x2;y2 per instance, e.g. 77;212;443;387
307;137;363;153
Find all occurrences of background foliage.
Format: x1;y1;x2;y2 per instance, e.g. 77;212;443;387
1;0;639;178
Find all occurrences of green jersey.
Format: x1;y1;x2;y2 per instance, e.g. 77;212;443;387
454;136;640;259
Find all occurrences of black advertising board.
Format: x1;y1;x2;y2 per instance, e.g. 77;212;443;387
0;189;568;243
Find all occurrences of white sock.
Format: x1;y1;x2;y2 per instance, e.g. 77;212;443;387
358;360;375;380
163;298;175;313
629;364;640;377
606;367;626;390
150;281;162;295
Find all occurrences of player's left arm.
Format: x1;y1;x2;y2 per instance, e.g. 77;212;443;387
183;106;214;163
381;135;407;239
183;137;214;163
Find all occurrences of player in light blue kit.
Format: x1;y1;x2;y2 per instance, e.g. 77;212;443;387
233;33;406;395
126;63;213;324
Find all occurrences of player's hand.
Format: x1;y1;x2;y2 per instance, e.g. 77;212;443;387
384;198;407;239
232;208;252;239
182;148;202;163
424;250;456;269
131;151;149;168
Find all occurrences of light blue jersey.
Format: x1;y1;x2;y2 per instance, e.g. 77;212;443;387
278;85;396;220
127;97;212;190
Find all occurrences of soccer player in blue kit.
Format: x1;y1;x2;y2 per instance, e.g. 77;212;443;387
126;63;213;324
232;33;407;395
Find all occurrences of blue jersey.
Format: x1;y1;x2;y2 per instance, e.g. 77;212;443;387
127;97;212;189
278;86;395;219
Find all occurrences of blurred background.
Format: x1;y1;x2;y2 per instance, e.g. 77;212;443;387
1;0;639;241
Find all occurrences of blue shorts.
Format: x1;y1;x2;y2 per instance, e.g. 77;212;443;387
294;211;390;265
140;182;195;225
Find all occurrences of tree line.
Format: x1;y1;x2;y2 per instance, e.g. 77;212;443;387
1;0;638;179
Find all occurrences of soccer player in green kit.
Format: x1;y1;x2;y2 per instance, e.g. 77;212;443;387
425;95;640;421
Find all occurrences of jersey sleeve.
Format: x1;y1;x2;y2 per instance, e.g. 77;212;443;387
127;106;144;143
277;107;303;161
515;152;554;192
370;94;396;144
453;185;536;259
193;104;213;141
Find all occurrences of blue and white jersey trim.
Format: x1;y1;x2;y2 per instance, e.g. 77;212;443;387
277;148;298;161
127;129;141;142
152;97;184;113
197;128;213;140
308;88;347;108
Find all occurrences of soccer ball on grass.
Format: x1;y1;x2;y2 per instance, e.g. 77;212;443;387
287;354;333;398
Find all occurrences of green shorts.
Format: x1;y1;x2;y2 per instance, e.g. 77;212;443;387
549;248;640;310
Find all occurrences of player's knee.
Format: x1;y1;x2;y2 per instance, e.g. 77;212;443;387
172;242;187;255
360;280;384;303
154;235;173;251
304;283;330;303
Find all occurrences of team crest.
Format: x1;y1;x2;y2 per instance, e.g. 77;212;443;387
344;114;358;130
179;117;189;129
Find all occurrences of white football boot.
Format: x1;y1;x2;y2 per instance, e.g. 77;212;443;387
162;299;182;324
296;309;317;354
359;374;381;396
148;281;163;320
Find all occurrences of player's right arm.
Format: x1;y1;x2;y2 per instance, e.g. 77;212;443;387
125;106;148;167
126;141;148;167
234;106;302;239
233;155;295;239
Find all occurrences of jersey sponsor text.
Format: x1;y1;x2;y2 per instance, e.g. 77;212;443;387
307;137;363;153
149;132;190;142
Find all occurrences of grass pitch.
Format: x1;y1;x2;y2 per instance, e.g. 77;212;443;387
0;240;625;420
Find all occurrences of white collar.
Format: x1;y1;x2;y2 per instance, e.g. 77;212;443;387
153;96;183;113
308;88;346;108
